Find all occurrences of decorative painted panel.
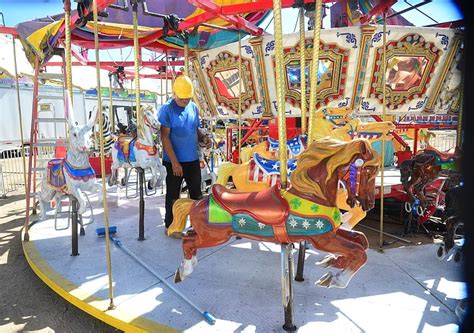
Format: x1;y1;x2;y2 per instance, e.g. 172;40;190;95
206;51;258;114
276;38;349;109
368;33;441;110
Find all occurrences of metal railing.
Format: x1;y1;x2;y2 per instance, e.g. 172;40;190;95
0;145;55;197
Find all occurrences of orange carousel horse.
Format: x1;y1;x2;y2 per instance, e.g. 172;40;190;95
169;138;380;288
240;106;353;163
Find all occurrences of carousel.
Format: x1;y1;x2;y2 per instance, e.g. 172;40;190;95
0;0;466;331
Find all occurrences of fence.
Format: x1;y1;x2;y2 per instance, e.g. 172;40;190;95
0;145;55;197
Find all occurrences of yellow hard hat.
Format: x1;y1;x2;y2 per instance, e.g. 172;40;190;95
173;75;194;99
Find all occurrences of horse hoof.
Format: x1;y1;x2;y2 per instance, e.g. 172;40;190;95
453;251;462;263
174;270;183;283
437;246;446;260
315;272;332;288
316;255;337;268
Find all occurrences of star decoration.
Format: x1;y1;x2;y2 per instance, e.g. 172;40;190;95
260;159;267;164
289;219;298;228
258;223;266;229
272;163;279;170
302;219;310;230
315;219;325;229
238;217;246;227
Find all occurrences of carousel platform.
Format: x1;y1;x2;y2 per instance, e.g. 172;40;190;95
23;184;466;332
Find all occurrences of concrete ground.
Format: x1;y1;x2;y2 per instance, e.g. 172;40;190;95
18;183;467;333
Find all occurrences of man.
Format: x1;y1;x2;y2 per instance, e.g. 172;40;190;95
158;75;211;238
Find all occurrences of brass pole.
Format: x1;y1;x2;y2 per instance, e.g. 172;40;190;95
132;3;142;138
299;8;307;134
273;0;288;188
307;0;323;144
379;13;388;251
93;0;115;309
238;31;243;164
184;42;189;76
108;75;114;134
12;37;28;205
64;0;73;99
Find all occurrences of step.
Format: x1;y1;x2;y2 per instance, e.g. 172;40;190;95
31;167;46;172
37;95;64;100
38;72;64;80
36;118;67;123
33;141;66;147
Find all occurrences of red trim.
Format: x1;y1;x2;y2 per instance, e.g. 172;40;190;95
360;0;397;24
189;0;264;36
0;27;19;36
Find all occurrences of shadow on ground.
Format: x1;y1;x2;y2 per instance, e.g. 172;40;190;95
0;190;121;332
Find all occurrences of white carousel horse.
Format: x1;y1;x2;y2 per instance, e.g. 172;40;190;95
108;105;166;189
38;94;101;220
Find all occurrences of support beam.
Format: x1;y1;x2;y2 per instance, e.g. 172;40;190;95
188;0;264;36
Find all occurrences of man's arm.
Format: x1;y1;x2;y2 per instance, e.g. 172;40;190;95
160;126;183;177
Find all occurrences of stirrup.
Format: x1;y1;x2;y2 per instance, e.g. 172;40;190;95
54;193;94;231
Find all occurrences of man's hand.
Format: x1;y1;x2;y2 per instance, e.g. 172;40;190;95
171;161;183;177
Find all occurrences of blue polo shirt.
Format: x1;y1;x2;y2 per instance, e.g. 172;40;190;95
158;99;200;163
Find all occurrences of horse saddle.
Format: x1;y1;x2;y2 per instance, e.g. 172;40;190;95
414;153;436;166
117;135;136;160
212;184;289;226
212;184;290;243
424;146;460;162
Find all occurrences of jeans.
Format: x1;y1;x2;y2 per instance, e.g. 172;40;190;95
163;160;202;228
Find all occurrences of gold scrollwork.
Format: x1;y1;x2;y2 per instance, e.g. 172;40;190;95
206;51;258;114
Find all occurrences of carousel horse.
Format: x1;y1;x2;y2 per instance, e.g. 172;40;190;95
400;152;442;207
420;145;461;171
39;93;101;219
417;129;462;170
239;106;353;163
170;138;380;288
437;184;464;262
337;118;395;142
216;119;394;229
239;116;395;164
108;105;166;189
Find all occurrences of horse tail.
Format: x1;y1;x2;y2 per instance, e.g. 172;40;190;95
216;162;237;185
168;198;195;235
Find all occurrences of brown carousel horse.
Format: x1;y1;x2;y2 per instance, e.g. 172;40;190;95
169;138;380;288
400;152;442;207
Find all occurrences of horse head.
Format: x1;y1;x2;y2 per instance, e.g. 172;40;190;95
338;140;380;211
399;159;415;184
65;93;97;153
142;105;160;132
290;138;379;211
338;118;395;142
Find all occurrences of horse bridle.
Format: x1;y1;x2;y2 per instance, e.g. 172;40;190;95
322;108;345;125
340;158;364;198
143;114;159;131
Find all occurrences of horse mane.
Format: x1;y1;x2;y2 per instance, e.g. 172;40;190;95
290;138;379;200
